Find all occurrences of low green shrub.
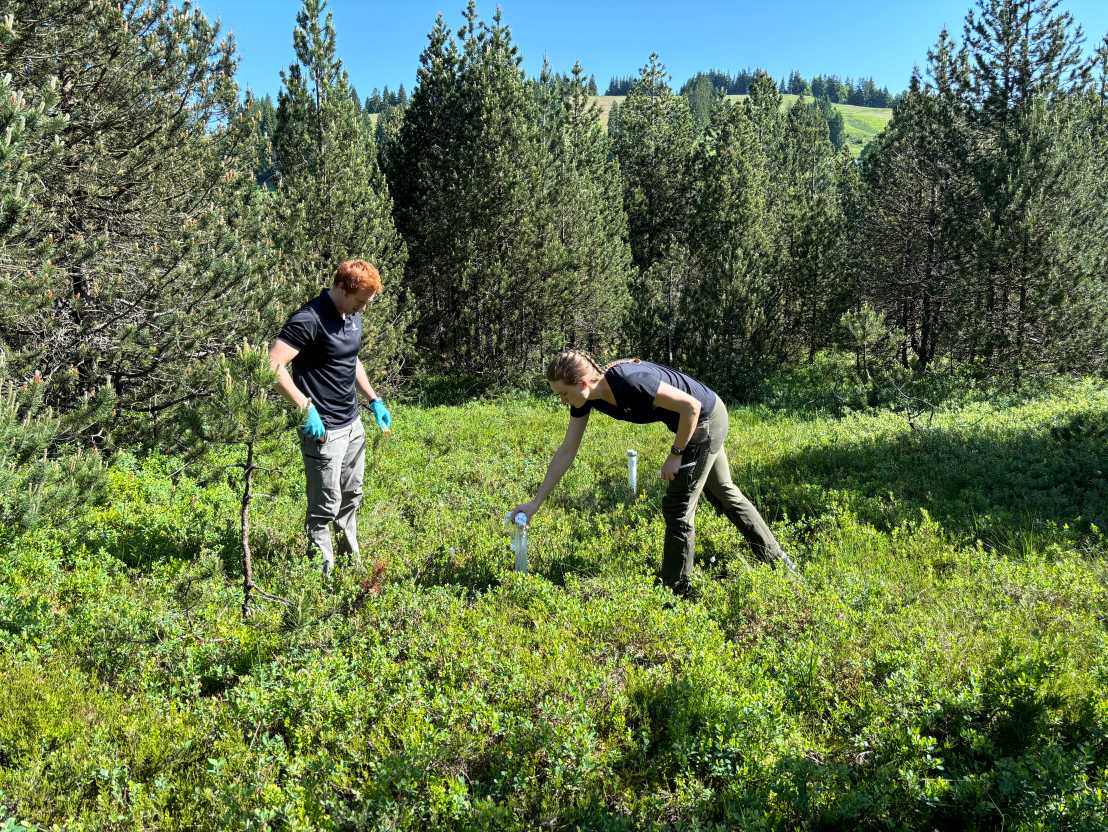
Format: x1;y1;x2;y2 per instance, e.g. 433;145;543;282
0;378;1105;829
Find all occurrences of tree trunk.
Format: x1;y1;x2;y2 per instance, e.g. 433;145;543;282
240;440;255;620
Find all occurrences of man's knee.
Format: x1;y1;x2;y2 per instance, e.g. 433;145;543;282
306;491;341;524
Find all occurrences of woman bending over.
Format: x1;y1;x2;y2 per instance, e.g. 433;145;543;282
511;350;797;596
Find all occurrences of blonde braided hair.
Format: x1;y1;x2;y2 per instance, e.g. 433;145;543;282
545;349;641;385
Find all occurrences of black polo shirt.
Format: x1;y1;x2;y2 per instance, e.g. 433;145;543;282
277;290;362;429
569;361;717;433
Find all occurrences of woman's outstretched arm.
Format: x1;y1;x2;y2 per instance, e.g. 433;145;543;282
511;412;590;521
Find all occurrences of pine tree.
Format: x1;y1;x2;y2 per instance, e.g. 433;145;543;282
860;77;879;105
0;0;274;436
744;69;787;246
734;68;754;94
606;99;621;134
605;76;635;96
611;60;688;249
680;97;778;392
746;70;785;153
847;78;865;105
385;2;563;376
183;343;293;619
916;0;1103;380
1021;89;1108;374
777;96;852;362
609;54;696;358
860;33;986;374
811;96;845;149
536;61;633;354
681;73;722;129
0;349;112;530
242;93;278;187
272;0;409;381
373;99;406;176
0;47;66;315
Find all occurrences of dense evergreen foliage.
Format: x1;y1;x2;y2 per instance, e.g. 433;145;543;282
613;68;897;106
608;63;857;395
385;3;631;378
665;67;898;106
0;0;274;438
241;93;278;187
532;61;634;353
608;54;696;363
859;0;1108;381
0;0;1102;409
363;83;408;114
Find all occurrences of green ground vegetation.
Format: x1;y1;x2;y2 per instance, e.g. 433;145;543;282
1;360;1105;830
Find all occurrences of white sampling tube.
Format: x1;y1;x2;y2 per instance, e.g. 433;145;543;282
506;511;529;573
627;449;638;495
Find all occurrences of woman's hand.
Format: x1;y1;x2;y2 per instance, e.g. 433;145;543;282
509;502;539;524
660;453;682;481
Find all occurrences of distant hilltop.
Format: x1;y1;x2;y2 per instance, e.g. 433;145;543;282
594;94;893;157
364;96;894;158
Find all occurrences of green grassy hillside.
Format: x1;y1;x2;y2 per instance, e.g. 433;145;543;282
595;94;893;156
1;364;1105;829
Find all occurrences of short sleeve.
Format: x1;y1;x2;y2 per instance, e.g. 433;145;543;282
569;402;591;418
618;368;660;409
276;307;318;351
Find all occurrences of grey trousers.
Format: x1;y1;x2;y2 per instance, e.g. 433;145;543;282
660;402;786;595
299;417;366;576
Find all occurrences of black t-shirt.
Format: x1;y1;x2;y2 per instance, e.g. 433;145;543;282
569;361;717;433
276;290;362;429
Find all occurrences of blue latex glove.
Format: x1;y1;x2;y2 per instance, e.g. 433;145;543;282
369;399;392;432
301;402;325;441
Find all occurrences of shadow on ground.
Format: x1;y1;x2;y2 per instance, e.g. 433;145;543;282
752;409;1108;551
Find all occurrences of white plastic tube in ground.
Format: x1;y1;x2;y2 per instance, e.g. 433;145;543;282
505;511;529;573
627;449;638;496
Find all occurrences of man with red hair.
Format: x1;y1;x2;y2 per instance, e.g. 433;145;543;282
269;259;393;577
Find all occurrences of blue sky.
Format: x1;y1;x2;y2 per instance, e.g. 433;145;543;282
198;0;1108;100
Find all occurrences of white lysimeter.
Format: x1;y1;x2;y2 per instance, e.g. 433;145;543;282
505;511;529;573
627;449;638;495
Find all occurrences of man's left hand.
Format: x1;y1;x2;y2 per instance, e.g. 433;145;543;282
369;399;392;432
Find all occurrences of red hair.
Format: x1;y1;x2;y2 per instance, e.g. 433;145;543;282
333;259;382;294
